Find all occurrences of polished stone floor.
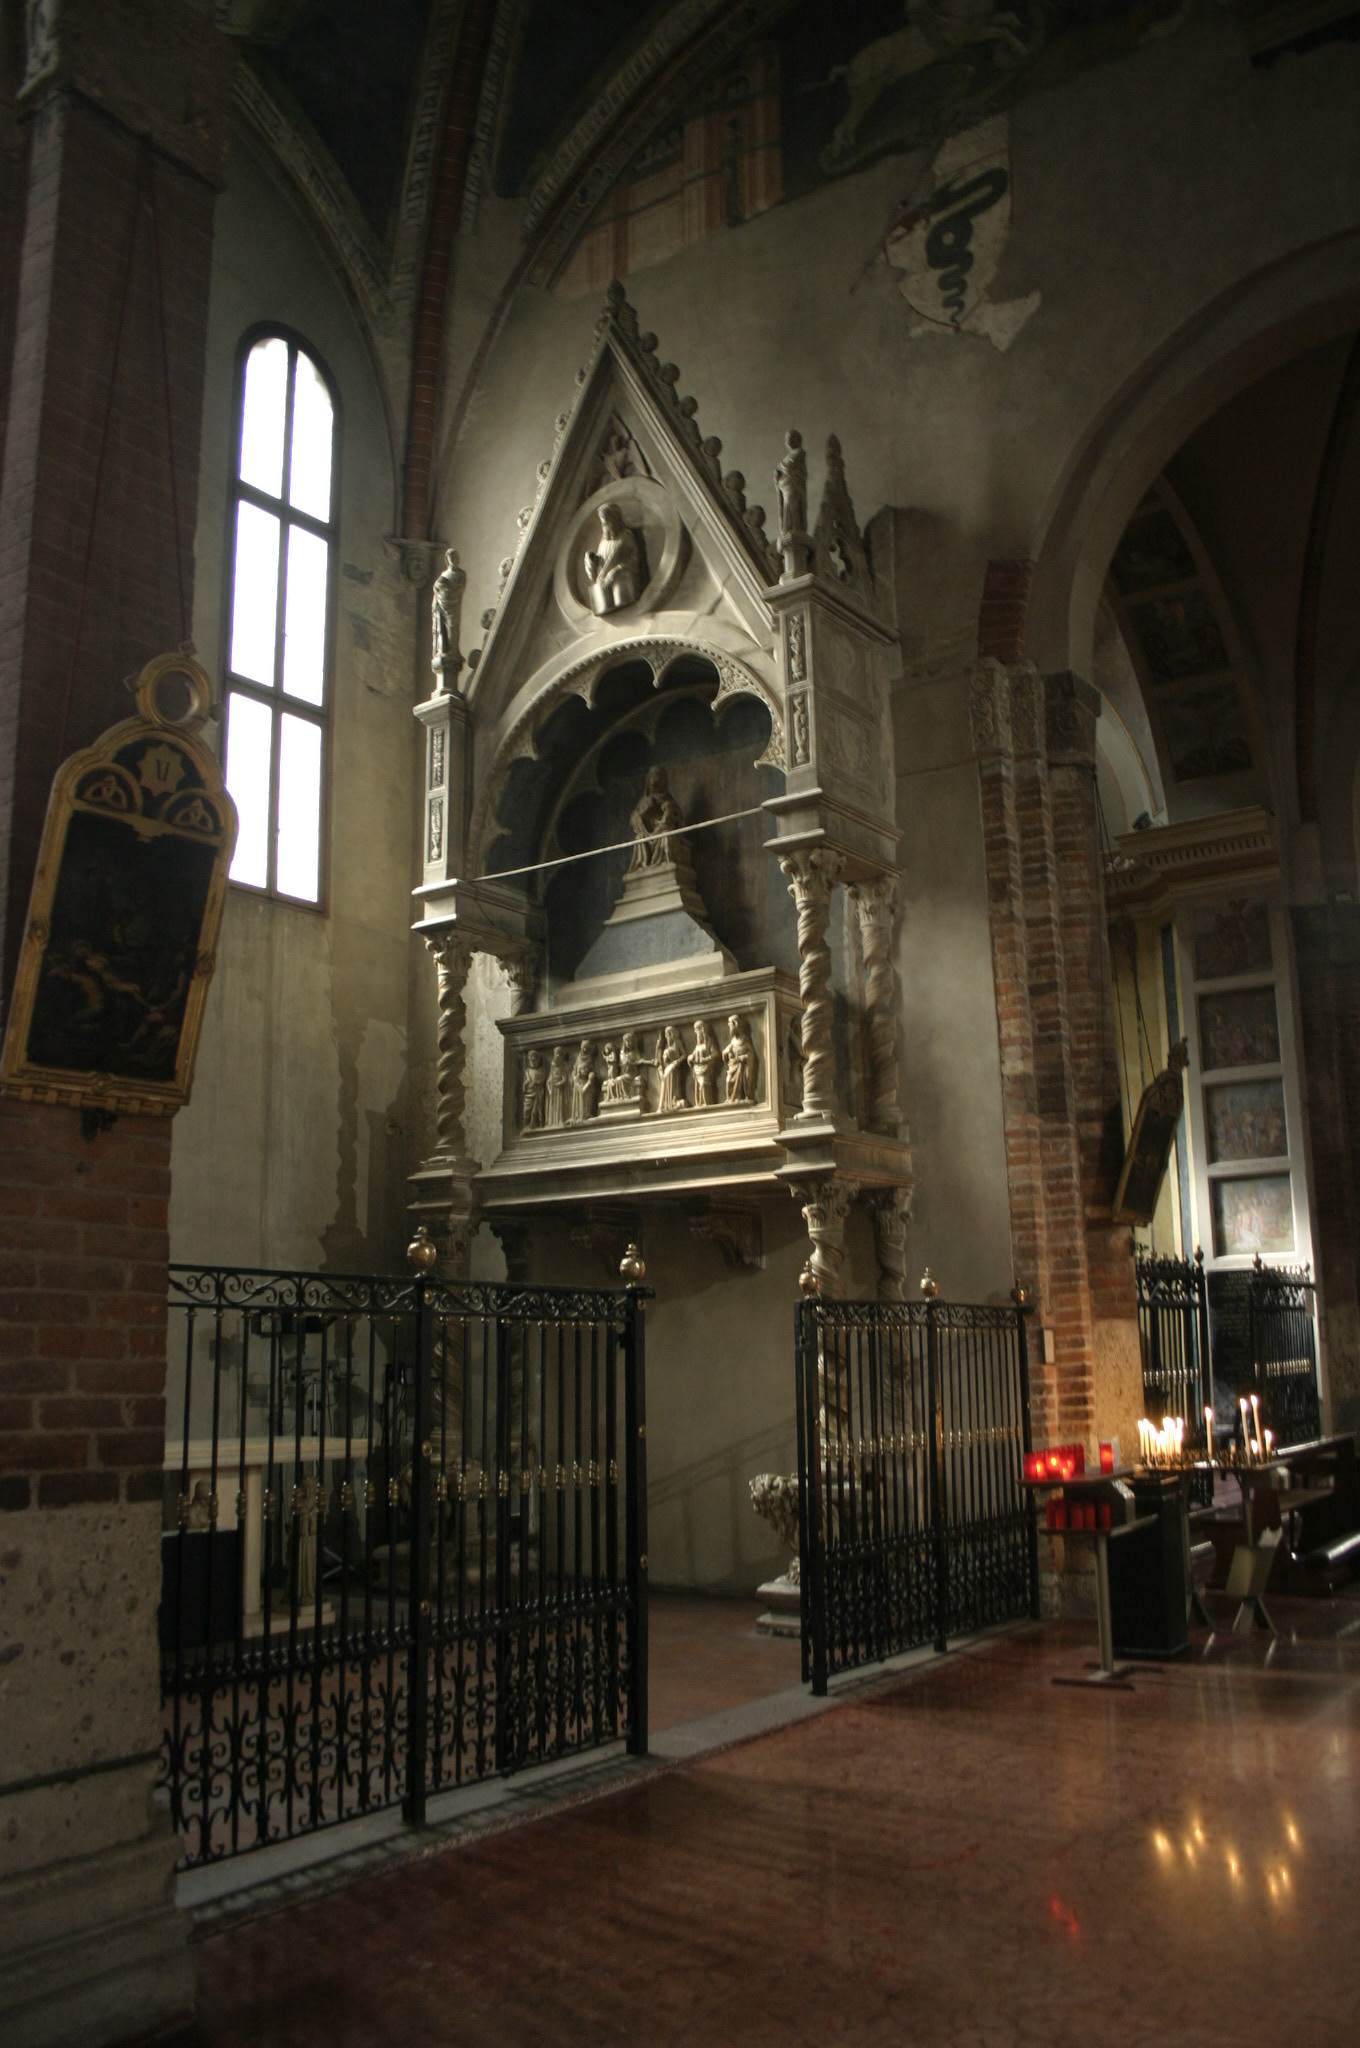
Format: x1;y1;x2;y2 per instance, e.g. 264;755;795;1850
186;1594;1360;2048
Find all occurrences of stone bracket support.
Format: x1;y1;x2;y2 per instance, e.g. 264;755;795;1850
788;1174;858;1298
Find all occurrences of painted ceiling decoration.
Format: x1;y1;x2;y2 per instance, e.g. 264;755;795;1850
1105;483;1257;790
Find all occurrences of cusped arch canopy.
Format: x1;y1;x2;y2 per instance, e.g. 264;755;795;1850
472;637;784;878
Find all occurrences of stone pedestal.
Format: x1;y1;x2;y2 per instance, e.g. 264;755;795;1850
562;855;735;1008
754;1572;802;1638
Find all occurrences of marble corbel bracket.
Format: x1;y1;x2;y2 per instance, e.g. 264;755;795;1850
570;1204;644;1281
690;1201;764;1272
406;1154;479;1281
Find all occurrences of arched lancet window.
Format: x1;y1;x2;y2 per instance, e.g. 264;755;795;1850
223;330;337;904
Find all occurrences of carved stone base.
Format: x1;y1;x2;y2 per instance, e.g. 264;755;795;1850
754;1573;801;1638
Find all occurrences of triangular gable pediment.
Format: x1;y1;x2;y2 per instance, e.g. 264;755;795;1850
464;285;783;744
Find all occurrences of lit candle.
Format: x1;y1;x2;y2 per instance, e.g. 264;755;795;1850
1204;1406;1215;1464
1239;1399;1252;1461
1264;1429;1275;1458
1250;1395;1263;1462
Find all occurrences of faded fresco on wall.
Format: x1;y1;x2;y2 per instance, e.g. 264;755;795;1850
1158;681;1253;782
883;115;1040;347
550;1;1196;297
1110;504;1196;595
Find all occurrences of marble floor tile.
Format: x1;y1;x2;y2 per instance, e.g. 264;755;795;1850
186;1595;1360;2048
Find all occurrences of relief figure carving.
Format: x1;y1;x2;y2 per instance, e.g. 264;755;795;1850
545;1044;570;1128
569;1039;598;1123
689;1020;719;1107
657;1024;688;1113
584;502;642;615
521;1047;546;1130
619;1029;654;1105
723;1014;756;1105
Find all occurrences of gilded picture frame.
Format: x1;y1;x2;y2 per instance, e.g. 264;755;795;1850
0;649;237;1117
1111;1041;1188;1227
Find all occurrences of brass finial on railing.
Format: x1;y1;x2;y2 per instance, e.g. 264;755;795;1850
619;1243;647;1286
919;1267;940;1300
407;1223;438;1274
798;1259;820;1297
1011;1281;1032;1309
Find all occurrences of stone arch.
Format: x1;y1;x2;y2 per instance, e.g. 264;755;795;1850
470;636;784;876
1026;232;1360;690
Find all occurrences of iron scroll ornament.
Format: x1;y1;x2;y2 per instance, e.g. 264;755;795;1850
0;649;237;1117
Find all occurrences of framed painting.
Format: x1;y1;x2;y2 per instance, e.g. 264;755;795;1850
1191;898;1271;981
1211;1175;1295;1259
0;650;236;1117
1199;987;1280;1071
1205;1080;1287;1165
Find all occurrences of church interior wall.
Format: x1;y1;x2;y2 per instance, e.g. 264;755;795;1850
170;133;419;1276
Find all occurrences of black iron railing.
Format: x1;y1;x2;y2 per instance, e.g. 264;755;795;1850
1248;1259;1320;1443
794;1293;1037;1693
1136;1249;1213;1443
158;1260;649;1869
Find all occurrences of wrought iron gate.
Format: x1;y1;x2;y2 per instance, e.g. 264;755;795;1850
1248;1260;1320;1442
159;1262;649;1868
794;1294;1037;1693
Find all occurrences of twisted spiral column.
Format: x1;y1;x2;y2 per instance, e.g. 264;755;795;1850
850;875;902;1135
427;932;473;1158
790;1175;856;1299
780;848;844;1122
870;1186;913;1304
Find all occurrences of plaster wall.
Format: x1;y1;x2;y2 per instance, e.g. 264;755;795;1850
172;132;419;1276
438;25;1360;668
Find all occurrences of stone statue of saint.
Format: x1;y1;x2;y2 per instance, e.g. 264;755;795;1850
545;1045;570;1128
628;765;685;870
521;1047;546;1129
774;430;807;540
569;1040;598;1124
689;1020;719;1108
723;1013;756;1105
584;502;642;615
431;548;465;683
657;1025;688;1113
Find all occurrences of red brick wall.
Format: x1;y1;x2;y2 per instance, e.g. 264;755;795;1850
0;1099;171;1511
1;56;222;1515
0;94;214;989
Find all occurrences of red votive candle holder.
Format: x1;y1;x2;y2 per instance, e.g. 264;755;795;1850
1098;1441;1115;1475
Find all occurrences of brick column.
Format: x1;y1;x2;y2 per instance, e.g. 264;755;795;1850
0;7;229;2041
969;662;1141;1463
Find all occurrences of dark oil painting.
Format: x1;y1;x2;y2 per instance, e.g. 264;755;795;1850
27;811;215;1084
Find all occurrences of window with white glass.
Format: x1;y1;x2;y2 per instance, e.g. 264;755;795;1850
223;332;336;905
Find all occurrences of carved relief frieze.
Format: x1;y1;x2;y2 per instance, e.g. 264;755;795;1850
481;967;804;1209
514;1005;765;1136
